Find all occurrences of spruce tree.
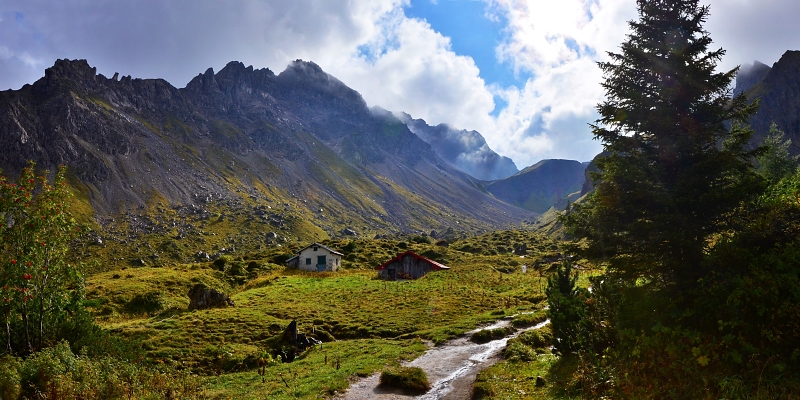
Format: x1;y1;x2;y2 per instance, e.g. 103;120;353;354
565;0;763;290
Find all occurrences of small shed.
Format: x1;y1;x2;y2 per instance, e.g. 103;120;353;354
376;251;450;280
286;242;343;272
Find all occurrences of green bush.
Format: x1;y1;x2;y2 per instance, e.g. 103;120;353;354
516;329;551;348
471;327;514;344
0;356;21;400
503;340;537;362
124;291;165;314
6;341;203;399
212;256;230;270
379;366;430;393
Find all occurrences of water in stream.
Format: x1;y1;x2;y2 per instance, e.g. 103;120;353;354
339;319;550;400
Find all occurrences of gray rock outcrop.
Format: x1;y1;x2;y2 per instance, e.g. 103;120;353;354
187;283;235;310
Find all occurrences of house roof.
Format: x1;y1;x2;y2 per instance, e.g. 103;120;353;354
296;242;344;256
285;255;299;263
376;251;450;271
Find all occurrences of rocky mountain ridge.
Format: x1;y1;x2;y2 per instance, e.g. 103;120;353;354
0;59;535;258
395;112;519;181
740;50;800;152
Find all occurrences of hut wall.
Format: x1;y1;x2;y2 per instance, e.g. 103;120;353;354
380;255;433;280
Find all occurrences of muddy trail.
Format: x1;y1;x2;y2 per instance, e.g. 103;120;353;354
338;318;551;400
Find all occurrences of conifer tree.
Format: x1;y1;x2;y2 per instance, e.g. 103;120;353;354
565;0;763;290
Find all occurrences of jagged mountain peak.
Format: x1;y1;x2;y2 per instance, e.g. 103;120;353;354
0;57;533;238
743;50;800;154
45;59;97;80
396;112;518;181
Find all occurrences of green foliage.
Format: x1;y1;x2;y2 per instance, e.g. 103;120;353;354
564;0;764;289
379;366;430;393
758;122;798;183
546;260;589;355
471;327;514;344
124;291;166;314
3;341;202;399
0;161;81;355
555;1;800;397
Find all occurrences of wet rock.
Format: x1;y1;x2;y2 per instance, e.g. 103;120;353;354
187;283;235;310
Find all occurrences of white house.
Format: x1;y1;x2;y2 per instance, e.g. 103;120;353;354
285;242;343;272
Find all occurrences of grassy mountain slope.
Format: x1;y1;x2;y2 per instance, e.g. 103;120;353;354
0;59;536;268
486;159;587;213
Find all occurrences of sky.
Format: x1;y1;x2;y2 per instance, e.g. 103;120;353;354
1;0;799;168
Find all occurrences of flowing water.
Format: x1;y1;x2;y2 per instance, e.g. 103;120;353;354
338;318;550;400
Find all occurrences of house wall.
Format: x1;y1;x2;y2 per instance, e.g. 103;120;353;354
378;255;433;280
297;246;341;272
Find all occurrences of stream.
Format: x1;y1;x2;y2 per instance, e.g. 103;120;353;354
338;318;551;400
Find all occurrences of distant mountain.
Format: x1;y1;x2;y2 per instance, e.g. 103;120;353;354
0;59;534;257
734;61;771;96
395;112;519;181
740;51;800;152
486;159;587;213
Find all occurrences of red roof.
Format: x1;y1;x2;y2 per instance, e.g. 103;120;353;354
376;251;450;271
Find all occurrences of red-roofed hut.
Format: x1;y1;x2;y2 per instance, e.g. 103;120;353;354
376;251;450;280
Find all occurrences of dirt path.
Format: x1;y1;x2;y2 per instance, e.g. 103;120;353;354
338;319;550;400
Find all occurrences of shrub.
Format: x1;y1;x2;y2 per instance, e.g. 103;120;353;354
503;340;537;362
212;256;230;270
409;235;430;244
125;291;165;314
379;366;430;393
8;341;203;399
471;327;514;344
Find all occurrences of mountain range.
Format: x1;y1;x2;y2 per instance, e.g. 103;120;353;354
0;59;570;254
736;50;800;151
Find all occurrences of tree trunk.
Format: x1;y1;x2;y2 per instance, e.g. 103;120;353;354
4;318;11;355
21;303;31;353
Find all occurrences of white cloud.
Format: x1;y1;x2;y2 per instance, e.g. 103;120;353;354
326;10;497;140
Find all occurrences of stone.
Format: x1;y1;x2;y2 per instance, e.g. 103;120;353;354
187;284;235;310
536;375;547;387
266;231;278;241
429;230;438;239
342;228;357;236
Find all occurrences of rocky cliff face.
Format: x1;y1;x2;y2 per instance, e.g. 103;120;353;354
485;159;586;213
396;112;518;181
741;51;800;152
734;61;771;96
0;59;533;238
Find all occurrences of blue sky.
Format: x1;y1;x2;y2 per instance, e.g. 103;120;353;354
404;0;521;88
403;0;526;116
1;0;799;167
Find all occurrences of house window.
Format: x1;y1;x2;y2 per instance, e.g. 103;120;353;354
313;246;318;251
305;258;311;265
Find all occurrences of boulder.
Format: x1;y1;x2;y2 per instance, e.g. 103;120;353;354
187;284;235;310
536;375;547;387
266;231;278;241
342;228;358;236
